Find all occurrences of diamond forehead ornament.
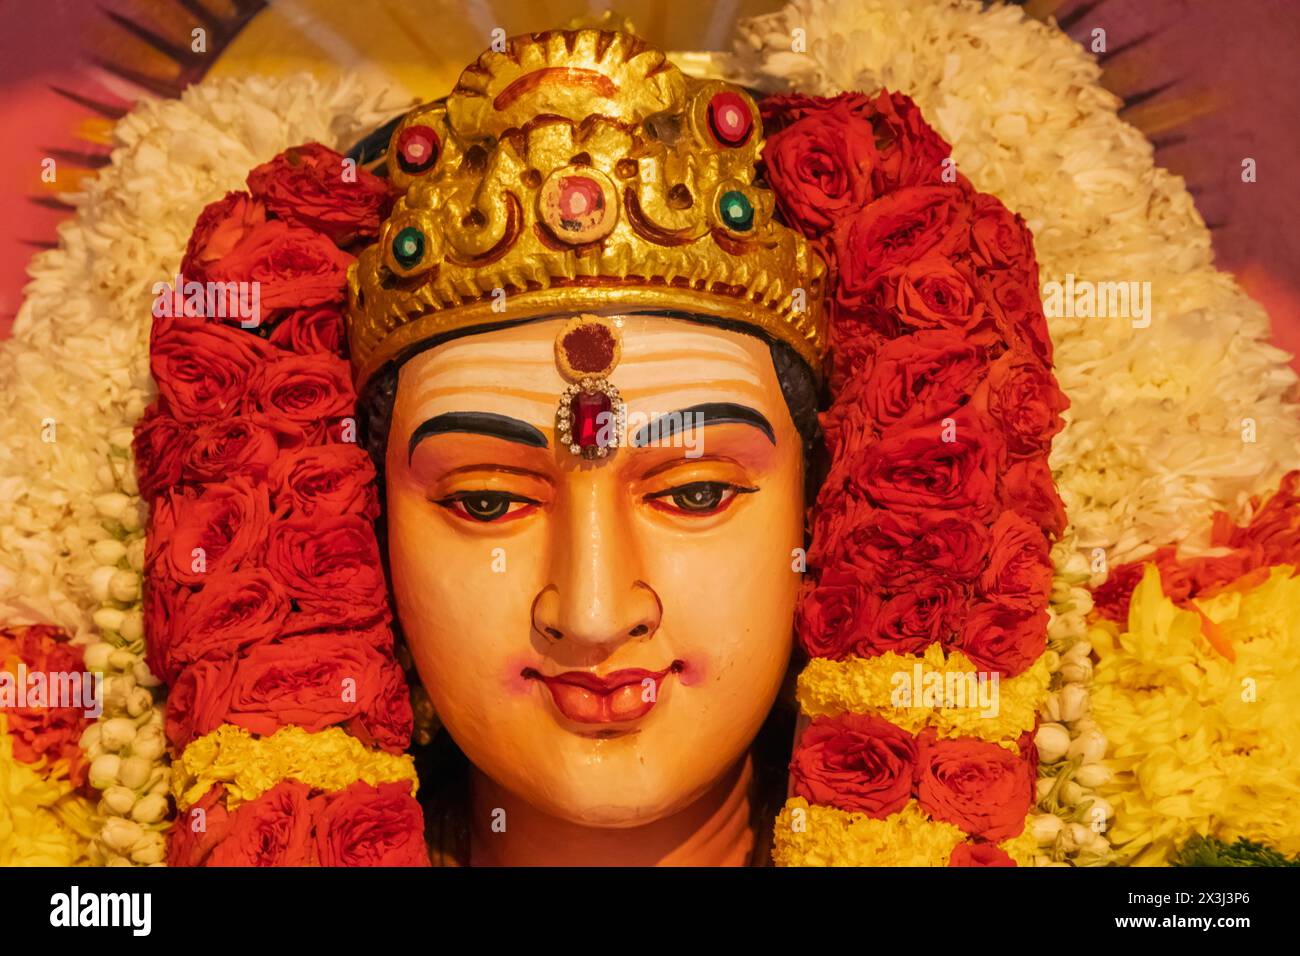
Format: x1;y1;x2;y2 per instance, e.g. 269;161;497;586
554;315;625;460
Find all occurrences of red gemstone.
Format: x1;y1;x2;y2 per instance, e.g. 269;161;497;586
558;176;604;223
396;125;440;173
707;92;753;147
571;390;613;451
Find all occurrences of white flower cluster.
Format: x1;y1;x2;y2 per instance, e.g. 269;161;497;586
0;73;404;864
719;0;1300;864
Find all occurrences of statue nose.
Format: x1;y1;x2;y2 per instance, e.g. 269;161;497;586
530;476;662;649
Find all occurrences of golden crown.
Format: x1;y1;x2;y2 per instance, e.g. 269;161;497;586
346;28;828;389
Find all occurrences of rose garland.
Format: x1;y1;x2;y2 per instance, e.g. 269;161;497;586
138;142;428;867
758;89;1065;866
723;0;1300;867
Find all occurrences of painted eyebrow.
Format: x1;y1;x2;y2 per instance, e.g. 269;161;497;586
408;412;549;461
629;402;776;447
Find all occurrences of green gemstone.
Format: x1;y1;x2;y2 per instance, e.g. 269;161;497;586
719;190;754;231
392;226;425;268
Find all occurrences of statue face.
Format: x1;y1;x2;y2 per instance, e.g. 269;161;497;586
385;315;804;827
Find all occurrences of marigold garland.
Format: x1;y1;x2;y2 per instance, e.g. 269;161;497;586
171;724;419;813
774;797;1038;867
797;644;1051;744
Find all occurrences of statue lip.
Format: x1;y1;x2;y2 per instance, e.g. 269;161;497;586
522;661;685;724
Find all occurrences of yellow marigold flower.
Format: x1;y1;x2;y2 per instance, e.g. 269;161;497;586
1092;564;1300;865
172;724;419;811
797;643;1050;745
0;715;94;866
773;797;1034;866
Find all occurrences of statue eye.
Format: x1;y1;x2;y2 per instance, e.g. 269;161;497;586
646;481;755;516
437;491;537;523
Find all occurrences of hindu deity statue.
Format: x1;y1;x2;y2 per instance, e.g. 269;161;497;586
347;28;827;866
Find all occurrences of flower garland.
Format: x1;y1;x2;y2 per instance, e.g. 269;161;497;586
1;72;402;864
140;141;429;867
723;0;1300;867
758;87;1065;865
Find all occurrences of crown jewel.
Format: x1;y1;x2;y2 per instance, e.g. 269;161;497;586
346;28;828;389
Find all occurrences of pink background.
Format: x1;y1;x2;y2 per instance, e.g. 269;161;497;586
2;0;1297;370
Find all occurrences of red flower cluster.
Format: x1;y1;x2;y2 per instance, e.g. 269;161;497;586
168;780;427;867
790;713;1035;842
0;625;92;786
1091;469;1300;626
763;90;1069;677
135;143;426;865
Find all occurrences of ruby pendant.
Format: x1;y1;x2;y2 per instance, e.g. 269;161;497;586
557;379;623;459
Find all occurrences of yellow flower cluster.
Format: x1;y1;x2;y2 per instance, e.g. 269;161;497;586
0;715;94;866
772;797;1038;867
172;725;419;812
796;643;1052;745
1091;564;1300;864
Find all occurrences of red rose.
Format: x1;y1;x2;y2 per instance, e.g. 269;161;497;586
979;511;1053;613
247;143;392;245
807;493;875;570
310;781;429;867
182;414;304;485
976;349;1068;458
149;314;276;422
956;602;1047;678
142;578;175;687
146;478;272;586
265;515;388;629
970;192;1035;271
205;219;354;310
762;97;879;237
949;842;1016;867
180;191;268;279
164;567;291;680
789;714;917;817
170;635;409;751
795;567;880;660
855;511;989;583
268;306;346;356
831;186;973;313
855;412;1003;518
269;443;378;519
915;730;1032;841
892;256;981;333
167;784;233;867
866;91;953;193
206;780;314;867
862;577;967;656
253;351;355;438
861;329;986;430
759;91;876;133
165;656;236;748
827;326;888;395
976;269;1053;364
352;660;415;754
818;377;877;463
1000;457;1067;538
132;408;188;501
